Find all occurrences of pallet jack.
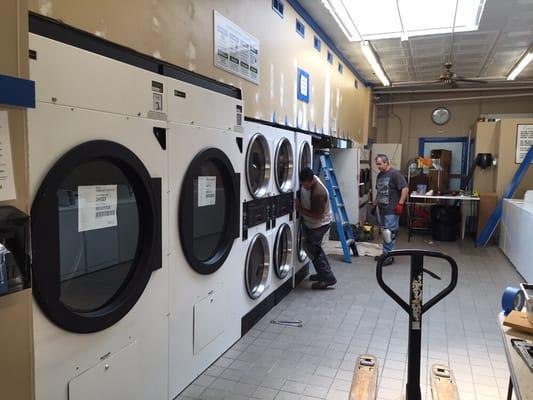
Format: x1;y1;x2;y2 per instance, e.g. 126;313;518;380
351;250;459;400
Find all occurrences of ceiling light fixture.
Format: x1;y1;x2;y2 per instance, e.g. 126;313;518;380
321;0;361;42
360;41;390;87
507;50;533;80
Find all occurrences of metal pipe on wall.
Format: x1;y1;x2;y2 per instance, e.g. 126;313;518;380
375;92;533;106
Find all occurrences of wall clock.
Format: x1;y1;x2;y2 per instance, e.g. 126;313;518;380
431;107;451;125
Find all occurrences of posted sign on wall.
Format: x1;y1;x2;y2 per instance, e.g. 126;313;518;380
214;11;260;85
516;124;533;164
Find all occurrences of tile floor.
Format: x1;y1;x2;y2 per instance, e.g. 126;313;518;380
177;233;523;400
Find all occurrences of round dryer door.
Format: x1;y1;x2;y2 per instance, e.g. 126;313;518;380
297;223;308;263
245;233;270;299
31;140;162;333
273;223;292;279
298;141;312;173
245;133;271;198
274;138;294;193
179;148;240;274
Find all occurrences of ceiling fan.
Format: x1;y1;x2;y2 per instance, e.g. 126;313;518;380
432;61;488;86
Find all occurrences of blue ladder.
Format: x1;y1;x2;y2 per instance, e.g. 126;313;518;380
477;144;533;247
319;153;359;263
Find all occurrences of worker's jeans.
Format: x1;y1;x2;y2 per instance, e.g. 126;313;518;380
303;224;336;283
382;213;399;254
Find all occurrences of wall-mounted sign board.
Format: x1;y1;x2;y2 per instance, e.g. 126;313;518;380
297;68;309;103
516;124;533;164
213;11;260;85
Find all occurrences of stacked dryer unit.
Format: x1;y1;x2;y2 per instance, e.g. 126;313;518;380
293;131;314;280
266;125;296;295
28;30;169;400
165;68;245;398
236;120;274;324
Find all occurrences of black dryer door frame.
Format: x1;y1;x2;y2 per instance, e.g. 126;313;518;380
31;140;162;333
179;147;240;274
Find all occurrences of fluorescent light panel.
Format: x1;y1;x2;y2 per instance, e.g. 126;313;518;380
507;50;533;80
360;41;390;86
323;0;486;42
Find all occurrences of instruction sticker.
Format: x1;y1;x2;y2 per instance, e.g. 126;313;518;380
198;176;216;207
78;185;118;232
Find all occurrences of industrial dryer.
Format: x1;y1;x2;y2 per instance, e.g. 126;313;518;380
28;29;169;400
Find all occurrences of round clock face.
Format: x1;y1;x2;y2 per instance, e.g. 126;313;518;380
432;107;451;125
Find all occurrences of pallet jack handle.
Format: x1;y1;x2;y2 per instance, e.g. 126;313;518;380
375;250;458;400
376;249;458;314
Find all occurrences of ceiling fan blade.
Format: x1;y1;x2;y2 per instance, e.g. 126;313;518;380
454;77;489;84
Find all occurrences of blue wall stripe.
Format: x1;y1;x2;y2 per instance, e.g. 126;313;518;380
286;0;373;87
0;74;36;108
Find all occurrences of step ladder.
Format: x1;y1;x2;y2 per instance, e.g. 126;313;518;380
477;144;533;247
319;153;358;263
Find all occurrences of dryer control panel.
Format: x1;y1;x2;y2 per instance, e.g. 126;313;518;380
242;199;270;240
271;193;294;221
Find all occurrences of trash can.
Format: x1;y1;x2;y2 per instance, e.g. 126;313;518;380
430;205;460;241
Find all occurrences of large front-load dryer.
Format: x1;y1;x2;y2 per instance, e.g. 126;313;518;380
166;73;244;398
28;32;168;400
293;131;314;279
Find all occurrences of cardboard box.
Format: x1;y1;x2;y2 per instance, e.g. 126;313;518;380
428;170;449;194
477;192;498;238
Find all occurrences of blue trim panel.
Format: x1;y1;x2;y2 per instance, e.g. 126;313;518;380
286;0;372;87
0;75;36;108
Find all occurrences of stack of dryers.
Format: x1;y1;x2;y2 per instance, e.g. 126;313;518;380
266;125;296;299
293;131;314;281
165;71;244;397
28;30;169;400
236;120;274;330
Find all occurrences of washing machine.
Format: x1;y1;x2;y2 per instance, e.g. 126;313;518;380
166;72;244;397
28;31;168;400
266;124;296;293
293;131;314;280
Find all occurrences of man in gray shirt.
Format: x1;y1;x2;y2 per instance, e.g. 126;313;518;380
372;154;408;265
295;167;337;289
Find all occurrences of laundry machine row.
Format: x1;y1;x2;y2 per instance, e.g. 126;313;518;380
27;13;245;400
27;13;314;400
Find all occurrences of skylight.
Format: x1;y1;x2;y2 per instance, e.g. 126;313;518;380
321;0;486;41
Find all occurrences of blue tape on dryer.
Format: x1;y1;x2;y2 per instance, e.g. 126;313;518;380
502;286;525;316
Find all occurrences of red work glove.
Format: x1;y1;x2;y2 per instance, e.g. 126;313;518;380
394;203;404;215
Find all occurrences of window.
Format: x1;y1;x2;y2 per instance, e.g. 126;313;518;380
314;36;321;52
327;51;333;64
338;63;344;74
272;0;284;17
296;19;305;38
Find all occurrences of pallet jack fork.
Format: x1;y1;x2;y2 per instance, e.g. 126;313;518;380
351;250;459;400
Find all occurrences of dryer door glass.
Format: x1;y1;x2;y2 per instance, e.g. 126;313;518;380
297;223;308;262
246;133;271;198
275;139;294;193
245;234;269;299
299;142;312;173
192;160;226;262
274;223;292;279
57;161;139;312
179;148;239;275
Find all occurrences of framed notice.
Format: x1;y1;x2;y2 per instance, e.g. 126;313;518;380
214;11;260;85
0;111;16;201
516;124;533;164
297;68;310;103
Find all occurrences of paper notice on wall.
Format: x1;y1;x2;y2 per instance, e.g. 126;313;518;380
214;10;260;85
516;124;533;164
78;185;118;232
0;111;17;201
198;176;216;207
